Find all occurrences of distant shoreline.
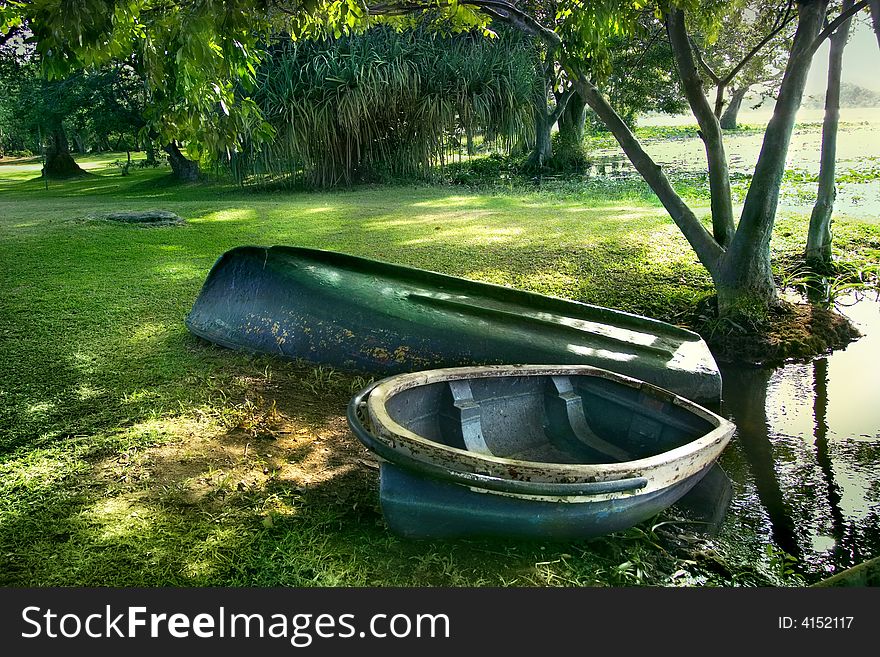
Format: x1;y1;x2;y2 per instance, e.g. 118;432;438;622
640;106;880;127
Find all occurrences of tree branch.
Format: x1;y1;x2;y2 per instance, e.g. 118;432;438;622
689;39;721;85
548;86;575;124
465;0;562;47
633;25;664;66
809;0;869;55
719;5;796;88
666;8;735;247
367;0;562;47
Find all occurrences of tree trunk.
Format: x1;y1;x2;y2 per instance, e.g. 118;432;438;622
717;0;829;318
526;107;554;169
42;126;87;179
720;87;749;130
163;142;201;182
806;0;853;272
145;141;157;165
870;0;880;49
555;90;588;166
72;132;87;154
557;90;586;143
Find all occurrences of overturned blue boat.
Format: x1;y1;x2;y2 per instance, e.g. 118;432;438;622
186;246;722;404
347;364;734;539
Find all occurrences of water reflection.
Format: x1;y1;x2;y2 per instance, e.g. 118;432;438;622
721;365;802;560
718;291;880;579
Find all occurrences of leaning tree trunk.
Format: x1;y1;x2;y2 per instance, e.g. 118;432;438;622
163;142;201;182
805;0;853;272
42;125;86;179
720;87;749;130
666;8;736;247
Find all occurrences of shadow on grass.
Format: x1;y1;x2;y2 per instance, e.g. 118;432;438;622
0;363;661;587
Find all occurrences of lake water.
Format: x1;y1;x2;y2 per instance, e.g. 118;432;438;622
715;292;880;579
596;107;880;220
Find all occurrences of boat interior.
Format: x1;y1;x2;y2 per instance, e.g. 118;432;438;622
382;374;716;465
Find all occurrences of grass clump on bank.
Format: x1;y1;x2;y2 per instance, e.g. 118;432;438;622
1;155;877;587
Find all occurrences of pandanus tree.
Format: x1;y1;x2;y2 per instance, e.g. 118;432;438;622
248;25;537;186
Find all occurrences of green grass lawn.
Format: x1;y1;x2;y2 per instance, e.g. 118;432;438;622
1;155;877;587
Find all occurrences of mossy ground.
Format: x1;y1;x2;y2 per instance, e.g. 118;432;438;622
696;298;865;365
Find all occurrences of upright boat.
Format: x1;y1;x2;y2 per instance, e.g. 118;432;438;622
347;364;735;539
186;246;722;404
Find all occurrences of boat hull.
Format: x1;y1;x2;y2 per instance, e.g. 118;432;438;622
186;246;721;404
379;461;712;539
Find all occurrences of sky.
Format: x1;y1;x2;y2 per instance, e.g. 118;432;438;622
805;17;880;95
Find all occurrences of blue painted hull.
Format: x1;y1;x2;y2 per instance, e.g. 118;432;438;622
379;462;710;539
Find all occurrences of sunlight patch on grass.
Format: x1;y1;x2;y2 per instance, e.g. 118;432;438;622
461;268;516;286
364;210;490;230
643;227;699;264
88;496;157;541
0;453;74;491
76;383;104;401
192;208;256;223
154;262;204;281
410;195;489;208
25;400;55;419
128;322;173;348
518;270;579;296
399;222;519;246
70;350;102;375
